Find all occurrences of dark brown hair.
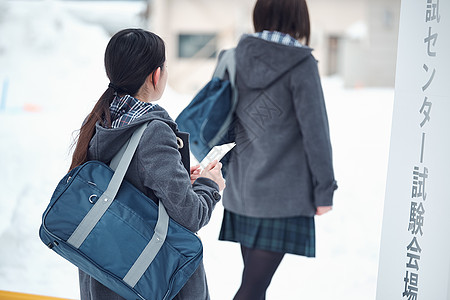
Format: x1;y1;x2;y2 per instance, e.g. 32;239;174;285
69;29;165;170
253;0;311;45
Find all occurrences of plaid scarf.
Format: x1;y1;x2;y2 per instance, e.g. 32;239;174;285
251;30;304;48
109;94;156;128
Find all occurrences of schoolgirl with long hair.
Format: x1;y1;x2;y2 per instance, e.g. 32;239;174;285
72;28;225;300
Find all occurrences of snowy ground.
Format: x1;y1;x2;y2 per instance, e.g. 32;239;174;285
0;1;394;299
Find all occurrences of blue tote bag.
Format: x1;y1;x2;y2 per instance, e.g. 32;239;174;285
39;122;202;300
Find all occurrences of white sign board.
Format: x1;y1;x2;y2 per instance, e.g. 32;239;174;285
377;0;450;299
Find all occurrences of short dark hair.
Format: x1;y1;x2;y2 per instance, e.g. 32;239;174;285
253;0;311;45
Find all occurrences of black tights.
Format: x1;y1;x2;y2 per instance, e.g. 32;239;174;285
233;245;285;300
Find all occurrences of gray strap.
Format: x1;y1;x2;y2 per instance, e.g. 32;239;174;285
123;202;169;287
109;140;128;171
67;122;149;248
68;121;172;287
209;48;238;147
213;49;236;85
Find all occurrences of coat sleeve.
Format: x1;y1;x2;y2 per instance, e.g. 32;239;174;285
291;57;337;207
137;120;221;232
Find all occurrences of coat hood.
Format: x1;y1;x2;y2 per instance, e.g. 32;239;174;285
235;35;313;89
88;105;177;163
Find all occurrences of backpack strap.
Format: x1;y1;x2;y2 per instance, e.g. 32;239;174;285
209;48;239;147
213;48;236;87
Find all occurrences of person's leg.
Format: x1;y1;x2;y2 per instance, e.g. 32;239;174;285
234;245;285;300
240;244;249;264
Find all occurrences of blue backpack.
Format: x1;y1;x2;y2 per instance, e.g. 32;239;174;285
176;49;237;165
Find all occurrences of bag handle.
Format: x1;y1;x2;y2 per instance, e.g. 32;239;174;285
67;121;170;288
67;122;150;248
213;48;236;87
209;48;239;147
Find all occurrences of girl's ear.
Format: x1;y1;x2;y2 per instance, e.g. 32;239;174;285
151;67;161;88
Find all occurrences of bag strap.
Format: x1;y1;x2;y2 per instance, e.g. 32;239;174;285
67;122;150;248
67;121;170;287
209;48;239;147
213;48;236;87
122;201;168;287
109;140;126;171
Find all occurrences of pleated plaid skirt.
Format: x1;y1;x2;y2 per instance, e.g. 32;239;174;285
219;209;316;257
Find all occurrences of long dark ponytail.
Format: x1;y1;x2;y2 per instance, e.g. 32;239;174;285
70;29;165;170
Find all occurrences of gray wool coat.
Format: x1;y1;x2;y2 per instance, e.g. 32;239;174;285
78;106;220;300
223;35;337;218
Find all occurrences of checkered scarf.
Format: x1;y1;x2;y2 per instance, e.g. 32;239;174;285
109;94;156;128
251;30;304;48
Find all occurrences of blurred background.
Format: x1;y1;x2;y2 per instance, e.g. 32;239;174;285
150;0;400;93
0;0;399;299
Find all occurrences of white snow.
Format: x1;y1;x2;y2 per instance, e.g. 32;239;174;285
0;1;394;299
